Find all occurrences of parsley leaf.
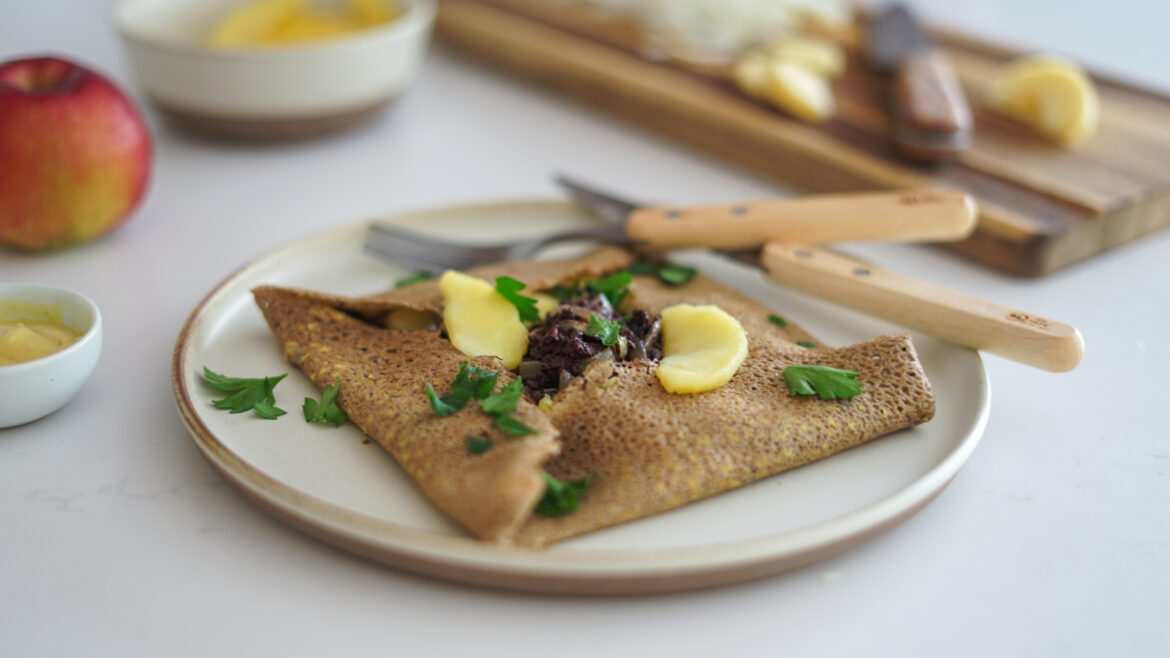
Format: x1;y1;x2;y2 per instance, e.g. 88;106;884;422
586;313;622;347
303;378;347;426
543;281;581;302
768;313;788;327
658;264;697;286
426;365;537;435
796;341;817;348
535;472;592;517
629;261;697;286
425;361;499;417
252;400;287;420
466;437;494;455
495;276;541;324
394;271;432;288
479;377;524;416
480;378;539;435
425;383;460;416
627;261;660;276
587;271;633;309
493;414;538;436
202;367;288;419
782;365;863;400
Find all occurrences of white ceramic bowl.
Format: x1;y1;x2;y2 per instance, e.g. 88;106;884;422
113;0;436;139
0;284;102;428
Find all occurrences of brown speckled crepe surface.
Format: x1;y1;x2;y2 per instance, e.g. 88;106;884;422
253;248;935;547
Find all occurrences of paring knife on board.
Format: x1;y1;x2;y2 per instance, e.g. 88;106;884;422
867;4;974;161
558;175;1082;372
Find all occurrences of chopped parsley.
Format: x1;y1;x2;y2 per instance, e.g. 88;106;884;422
626;261;659;276
495;276;542;324
425;363;536;435
586;313;622;347
534;472;592;517
586;270;633;309
303;378;347;426
783;365;863;400
479;378;537;435
202;367;287;419
466;437;494;455
425;361;499;417
768;313;788;327
543;281;581;302
629;261;697;286
394;271;433;288
796;341;817;348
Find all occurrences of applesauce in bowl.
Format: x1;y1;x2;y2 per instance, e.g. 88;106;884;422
113;0;436;139
0;284;102;428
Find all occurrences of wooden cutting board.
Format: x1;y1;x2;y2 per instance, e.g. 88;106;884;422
435;0;1170;276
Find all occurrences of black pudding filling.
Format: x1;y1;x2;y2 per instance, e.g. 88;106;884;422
519;292;662;400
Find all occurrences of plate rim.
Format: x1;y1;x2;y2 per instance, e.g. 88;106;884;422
171;199;990;594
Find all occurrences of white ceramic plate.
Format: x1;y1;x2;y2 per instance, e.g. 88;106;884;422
172;200;989;594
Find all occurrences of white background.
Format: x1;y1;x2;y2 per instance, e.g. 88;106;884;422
2;1;1168;656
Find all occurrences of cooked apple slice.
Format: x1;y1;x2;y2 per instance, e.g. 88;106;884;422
767;36;846;79
766;60;835;123
207;0;302;48
349;0;401;26
656;304;749;394
986;55;1100;145
439;271;528;369
732;50;773;100
533;293;559;320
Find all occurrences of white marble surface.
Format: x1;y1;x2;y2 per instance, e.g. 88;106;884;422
2;1;1167;656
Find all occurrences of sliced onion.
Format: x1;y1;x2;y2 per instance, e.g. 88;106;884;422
643;317;662;347
628;335;647;361
518;360;543;381
582;348;614;367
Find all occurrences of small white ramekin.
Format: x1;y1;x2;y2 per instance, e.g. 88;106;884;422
0;284;103;428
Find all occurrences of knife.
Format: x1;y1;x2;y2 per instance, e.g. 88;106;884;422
558;176;1082;372
553;174;976;249
867;4;974;161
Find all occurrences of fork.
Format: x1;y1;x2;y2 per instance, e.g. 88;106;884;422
363;221;630;273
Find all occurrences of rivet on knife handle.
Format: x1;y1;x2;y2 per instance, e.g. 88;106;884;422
624;189;977;250
760;243;1084;372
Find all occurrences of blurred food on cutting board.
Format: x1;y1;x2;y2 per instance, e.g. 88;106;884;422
984;54;1099;146
583;0;850;64
208;0;403;48
733;35;845;122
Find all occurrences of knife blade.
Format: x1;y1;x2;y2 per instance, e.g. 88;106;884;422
867;5;974;160
554;174;976;249
558;176;1082;372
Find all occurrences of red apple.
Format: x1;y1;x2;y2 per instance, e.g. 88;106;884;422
0;55;152;250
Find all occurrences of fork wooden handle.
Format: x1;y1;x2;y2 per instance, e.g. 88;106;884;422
625;189;977;249
760;243;1084;372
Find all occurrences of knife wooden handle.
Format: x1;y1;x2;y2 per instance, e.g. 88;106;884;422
760;243;1084;372
625;189;976;249
891;50;974;160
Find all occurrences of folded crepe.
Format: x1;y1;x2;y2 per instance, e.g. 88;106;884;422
253;247;935;547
